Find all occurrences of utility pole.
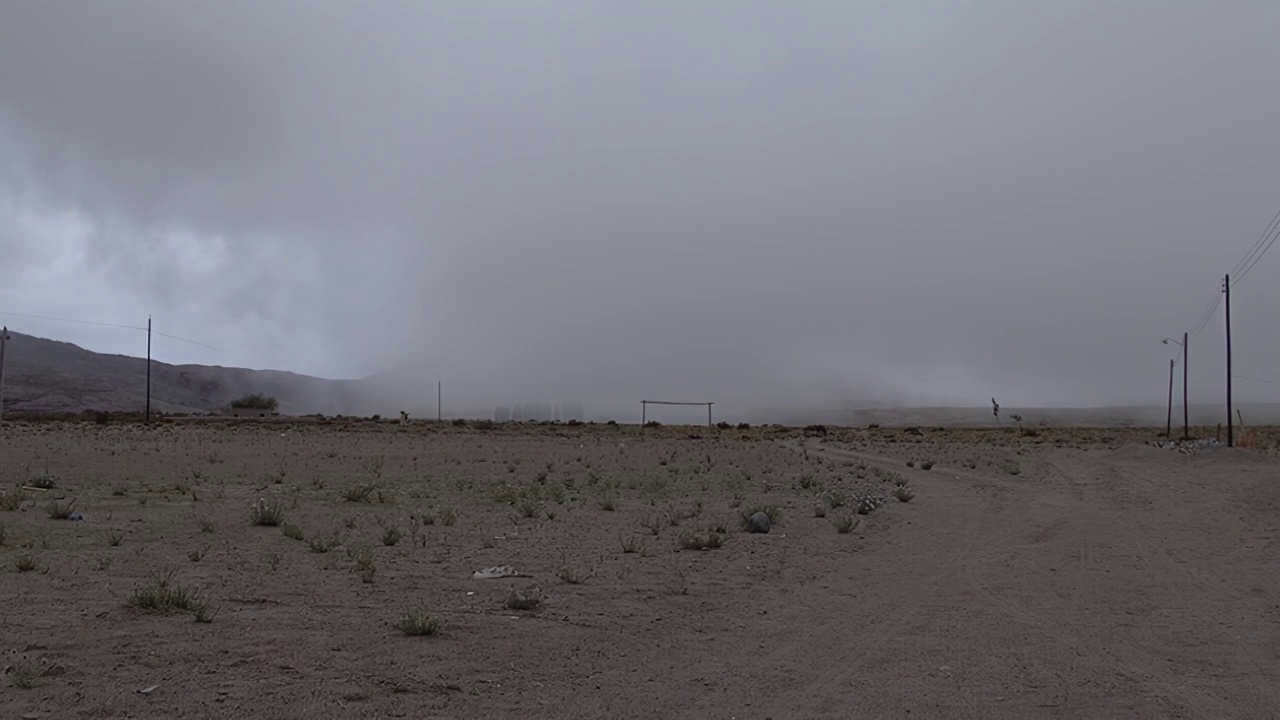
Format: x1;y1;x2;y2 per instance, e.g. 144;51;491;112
145;316;152;423
437;381;441;422
1224;275;1233;447
1166;357;1174;439
0;326;9;422
1181;331;1188;439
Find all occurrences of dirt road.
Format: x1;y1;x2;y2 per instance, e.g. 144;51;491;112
761;440;1279;719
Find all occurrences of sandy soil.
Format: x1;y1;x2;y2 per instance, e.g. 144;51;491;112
0;420;1277;719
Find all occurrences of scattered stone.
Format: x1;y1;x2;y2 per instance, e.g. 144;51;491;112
746;512;771;534
472;566;530;580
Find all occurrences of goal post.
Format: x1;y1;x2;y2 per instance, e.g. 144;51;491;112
641;400;714;427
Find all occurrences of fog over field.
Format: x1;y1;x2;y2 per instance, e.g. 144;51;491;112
3;2;1280;420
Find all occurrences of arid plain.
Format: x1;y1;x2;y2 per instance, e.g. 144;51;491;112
1;418;1277;719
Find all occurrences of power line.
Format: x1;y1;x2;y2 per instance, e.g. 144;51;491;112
1232;218;1280;286
0;310;218;350
1233;373;1280;386
1190;290;1221;337
0;310;145;331
1228;207;1280;278
152;331;219;351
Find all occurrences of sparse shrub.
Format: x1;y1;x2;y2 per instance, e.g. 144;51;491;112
342;484;377;503
824;489;848;509
813;504;826;518
0;490;27;511
27;472;58;490
833;514;860;534
558;566;590;584
906;460;916;468
620;536;649;555
46;499;76;520
855;494;883;515
198;516;216;533
382;526;403;546
517;497;541;518
0;522;6;545
265;553;282;571
505;587;544;611
398;608;442;636
282;524;305;541
1003;462;1022;476
895;485;916;503
8;659;41;689
641;513;665;536
105;530;124;546
440;507;457;526
309;536;339;553
14;553;37;572
351;547;377;582
920;461;935;470
128;571;204;615
250;499;286;527
874;468;904;485
194;603;219;623
229;393;278;411
679;528;728;551
600;492;618;512
188;548;206;562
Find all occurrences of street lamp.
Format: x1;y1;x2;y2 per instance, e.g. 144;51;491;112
1162;333;1189;439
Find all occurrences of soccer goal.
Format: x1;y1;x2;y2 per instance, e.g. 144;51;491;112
641;400;714;427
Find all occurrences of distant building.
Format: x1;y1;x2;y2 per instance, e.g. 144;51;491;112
229;407;280;419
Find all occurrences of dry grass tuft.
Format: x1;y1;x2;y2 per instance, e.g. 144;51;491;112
397;608;442;636
46;499;76;520
250;499;286;527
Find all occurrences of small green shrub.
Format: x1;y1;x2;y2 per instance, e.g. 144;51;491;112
398;608;442;636
250;499;286;527
833;514;859;534
46;499;76;520
342;484;377;503
382;527;403;546
128;571;204;615
505;587;543;611
309;536;339;553
282;524;305;541
678;528;727;551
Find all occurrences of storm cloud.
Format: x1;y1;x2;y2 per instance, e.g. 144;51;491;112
2;1;1280;420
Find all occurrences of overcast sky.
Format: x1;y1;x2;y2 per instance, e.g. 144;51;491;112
2;1;1280;416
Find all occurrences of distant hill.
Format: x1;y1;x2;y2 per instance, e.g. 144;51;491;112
0;330;366;416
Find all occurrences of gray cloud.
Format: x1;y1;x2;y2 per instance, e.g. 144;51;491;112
3;1;1280;419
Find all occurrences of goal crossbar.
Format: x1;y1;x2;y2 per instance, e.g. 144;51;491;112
641;400;714;427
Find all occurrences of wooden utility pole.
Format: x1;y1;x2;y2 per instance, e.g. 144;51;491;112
437;381;441;421
0;326;9;422
1181;331;1188;439
1166;357;1174;439
145;317;152;423
1224;275;1233;447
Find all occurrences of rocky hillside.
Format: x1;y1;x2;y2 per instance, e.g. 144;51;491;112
0;330;365;416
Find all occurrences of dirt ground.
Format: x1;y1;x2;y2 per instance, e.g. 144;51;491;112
0;419;1277;719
